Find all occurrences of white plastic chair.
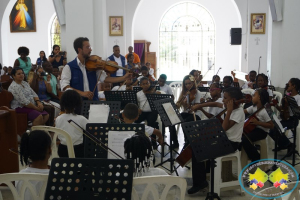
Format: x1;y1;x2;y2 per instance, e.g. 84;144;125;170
169;82;182;103
0;173;48;200
251;181;300;200
241;89;255;95
31;126;75;159
131;176;187;200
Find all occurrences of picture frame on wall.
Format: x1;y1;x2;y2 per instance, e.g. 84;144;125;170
109;16;123;36
9;0;36;32
250;13;266;34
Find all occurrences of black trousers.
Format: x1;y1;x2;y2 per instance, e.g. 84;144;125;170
169;113;200;145
192;141;240;186
268;116;299;148
58;143;84;158
241;128;268;162
135;111;158;129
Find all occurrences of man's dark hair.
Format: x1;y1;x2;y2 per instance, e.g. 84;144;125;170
223;87;243;100
249;70;257;75
159;74;167;81
73;37;89;54
60;90;82;113
17;46;29;56
113;45;119;49
141;66;148;71
123;103;139;120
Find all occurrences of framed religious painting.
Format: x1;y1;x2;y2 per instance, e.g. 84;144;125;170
9;0;36;32
250;13;266;34
109;16;123;36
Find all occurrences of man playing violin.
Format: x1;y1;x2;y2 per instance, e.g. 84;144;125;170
61;37;131;101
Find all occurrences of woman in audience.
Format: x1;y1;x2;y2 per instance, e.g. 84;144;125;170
42;61;60;103
55;90;88;158
48;45;67;68
16;130;51;200
36;50;48;66
8;68;49;126
13;46;32;78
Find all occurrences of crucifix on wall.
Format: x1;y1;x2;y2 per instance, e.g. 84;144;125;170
114;39;119;45
255;37;260;45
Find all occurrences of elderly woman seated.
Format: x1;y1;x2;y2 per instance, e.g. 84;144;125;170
8;68;49;126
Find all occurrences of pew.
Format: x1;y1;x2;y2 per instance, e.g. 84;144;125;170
0;75;13;90
0;106;19;174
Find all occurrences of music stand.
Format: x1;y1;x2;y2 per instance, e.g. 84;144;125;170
81;100;121;124
84;123;145;159
133;86;160;93
181;119;235;200
105;91;138;110
45;158;134;200
153;98;184;175
198;87;210;92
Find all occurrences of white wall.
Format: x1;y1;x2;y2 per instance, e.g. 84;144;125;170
133;0;242;80
0;0;10;65
1;0;55;66
271;0;300;88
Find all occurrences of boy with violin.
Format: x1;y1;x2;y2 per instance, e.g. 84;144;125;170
135;77;163;148
61;37;132;102
158;74;173;95
242;70;257;89
187;87;246;194
269;78;300;152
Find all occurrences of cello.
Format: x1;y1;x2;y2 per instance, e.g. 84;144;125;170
175;94;252;168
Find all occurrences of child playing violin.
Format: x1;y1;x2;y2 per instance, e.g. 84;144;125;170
269;78;300;151
242;70;257;89
256;73;273;102
189;69;203;87
212;75;220;84
169;75;202;149
242;89;274;162
137;66;156;82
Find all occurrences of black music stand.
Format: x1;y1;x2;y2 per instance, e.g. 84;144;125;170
45;158;134;200
198;87;210;92
133;86;160;93
105;91;138;110
153;98;184;175
84;123;145;159
81;100;121;124
181;119;235;200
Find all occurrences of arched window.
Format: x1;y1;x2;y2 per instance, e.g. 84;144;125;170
159;2;215;81
50;16;61;49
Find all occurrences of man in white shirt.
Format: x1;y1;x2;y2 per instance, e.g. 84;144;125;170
61;37;131;101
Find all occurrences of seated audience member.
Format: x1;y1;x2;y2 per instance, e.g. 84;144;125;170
2;66;8;75
16;130;51;200
7;66;13;76
98;82;111;101
123;103;163;145
43;61;60;103
8;68;49;126
55;90;88;158
13;46;32;78
36;50;48;66
158;74;173;95
137;66;156;82
48;45;67;69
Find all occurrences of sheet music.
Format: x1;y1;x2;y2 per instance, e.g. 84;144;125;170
107;131;135;159
162;102;181;125
88;104;110;123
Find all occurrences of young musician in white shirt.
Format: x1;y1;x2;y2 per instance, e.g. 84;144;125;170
242;70;257;89
158;74;173;95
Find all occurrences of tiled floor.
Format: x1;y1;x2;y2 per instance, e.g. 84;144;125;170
1;126;300;200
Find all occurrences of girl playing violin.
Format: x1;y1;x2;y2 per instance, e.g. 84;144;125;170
242;89;274;162
138;66;156;82
189;69;203;87
169;75;201;149
269;78;300;151
256;73;273;102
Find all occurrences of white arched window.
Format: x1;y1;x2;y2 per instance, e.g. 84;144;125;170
50;16;61;48
159;2;215;81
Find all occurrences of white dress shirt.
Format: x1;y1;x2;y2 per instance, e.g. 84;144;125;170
108;55;127;77
61;57;107;91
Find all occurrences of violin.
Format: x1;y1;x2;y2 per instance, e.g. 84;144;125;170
243;100;278;134
85;55;139;77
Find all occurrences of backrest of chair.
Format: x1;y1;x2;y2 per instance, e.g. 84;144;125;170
31;126;75;159
273;91;283;106
169;82;182;102
0;173;48;200
131;176;187;200
241;89;255;95
0;89;13;108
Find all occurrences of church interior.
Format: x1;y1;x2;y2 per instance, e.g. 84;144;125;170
0;0;300;199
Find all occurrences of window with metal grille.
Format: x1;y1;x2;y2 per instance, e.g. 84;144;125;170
50;16;61;49
159;2;215;81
